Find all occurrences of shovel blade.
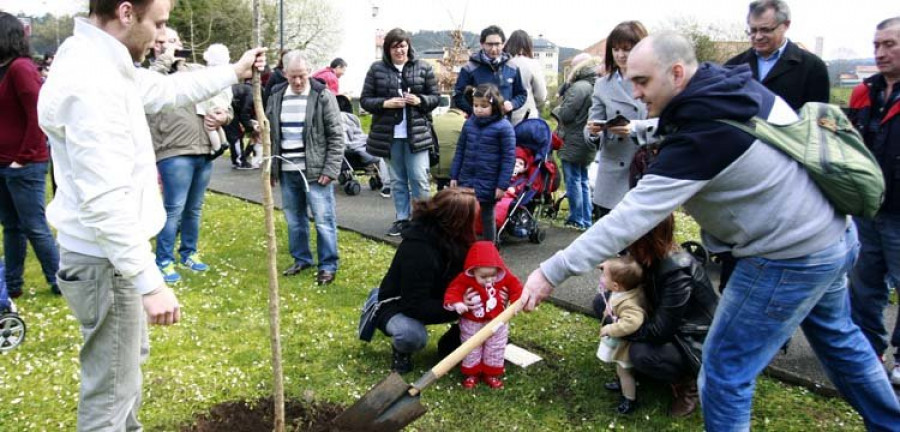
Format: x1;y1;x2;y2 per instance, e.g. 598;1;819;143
332;372;423;431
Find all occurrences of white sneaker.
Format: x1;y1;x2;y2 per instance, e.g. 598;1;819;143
891;364;900;386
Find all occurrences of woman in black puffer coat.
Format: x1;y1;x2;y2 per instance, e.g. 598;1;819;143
594;214;718;418
361;28;440;237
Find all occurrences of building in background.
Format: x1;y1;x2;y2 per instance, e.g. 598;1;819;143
533;35;559;88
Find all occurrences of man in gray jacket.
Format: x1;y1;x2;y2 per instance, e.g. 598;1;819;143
522;33;900;431
265;51;344;285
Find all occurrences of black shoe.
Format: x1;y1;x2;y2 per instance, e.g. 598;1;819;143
282;262;313;276
437;324;461;358
51;283;61;296
617;396;638;414
236;161;255;170
8;287;23;299
391;348;413;374
604;380;621;392
386;220;407;237
316;270;336;285
380;187;391;198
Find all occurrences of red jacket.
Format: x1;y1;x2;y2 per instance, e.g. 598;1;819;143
0;58;48;165
312;67;340;94
444;241;523;322
850;75;900;213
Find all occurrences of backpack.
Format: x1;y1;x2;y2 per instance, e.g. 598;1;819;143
718;102;885;218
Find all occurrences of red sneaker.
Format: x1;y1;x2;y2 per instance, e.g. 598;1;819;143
462;375;479;389
483;375;504;389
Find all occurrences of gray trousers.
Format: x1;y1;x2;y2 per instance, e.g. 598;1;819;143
57;247;148;431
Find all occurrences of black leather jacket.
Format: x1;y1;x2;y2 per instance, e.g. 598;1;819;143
628;250;719;373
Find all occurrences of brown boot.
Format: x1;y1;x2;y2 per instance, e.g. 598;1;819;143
669;378;698;418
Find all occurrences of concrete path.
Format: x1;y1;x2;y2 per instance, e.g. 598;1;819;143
206;157;898;397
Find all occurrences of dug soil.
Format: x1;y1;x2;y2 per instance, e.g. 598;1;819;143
182;398;344;432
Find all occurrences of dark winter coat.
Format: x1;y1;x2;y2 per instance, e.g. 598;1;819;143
224;82;255;144
724;40;829;111
849;74;900;214
555;65;598;166
453;51;527;116
375;219;464;330
450;114;517;202
360;59;440;158
627;251;719;374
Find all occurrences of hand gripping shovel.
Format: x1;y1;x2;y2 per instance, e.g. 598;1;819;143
332;297;525;431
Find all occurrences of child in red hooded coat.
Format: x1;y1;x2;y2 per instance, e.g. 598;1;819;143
444;241;523;389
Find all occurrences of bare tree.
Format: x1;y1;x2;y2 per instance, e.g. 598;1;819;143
279;0;342;66
657;16;749;64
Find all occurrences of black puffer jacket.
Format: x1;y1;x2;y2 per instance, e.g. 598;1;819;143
360;58;440;158
375;218;464;330
628;250;719;374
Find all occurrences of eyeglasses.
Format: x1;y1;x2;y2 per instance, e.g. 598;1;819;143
390;44;408;51
745;23;783;36
483;42;503;48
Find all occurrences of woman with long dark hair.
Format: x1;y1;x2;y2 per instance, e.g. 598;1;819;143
594;214;718;417
361;28;440;237
368;187;480;373
0;12;60;298
585;21;657;219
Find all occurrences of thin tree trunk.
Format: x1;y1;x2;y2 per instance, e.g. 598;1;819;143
251;1;285;430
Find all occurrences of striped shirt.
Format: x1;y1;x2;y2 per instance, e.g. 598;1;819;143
280;85;309;173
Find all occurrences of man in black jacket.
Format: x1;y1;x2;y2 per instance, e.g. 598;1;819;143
724;0;829;111
225;80;257;169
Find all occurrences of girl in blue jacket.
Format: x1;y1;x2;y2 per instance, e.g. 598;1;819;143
450;84;516;242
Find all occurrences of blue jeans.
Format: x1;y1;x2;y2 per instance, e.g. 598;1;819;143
850;214;900;361
385;312;429;354
0;161;59;290
700;226;900;432
280;170;339;272
388;139;430;221
155;156;213;266
561;161;591;227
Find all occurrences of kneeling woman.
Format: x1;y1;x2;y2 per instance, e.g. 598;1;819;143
372;187;479;373
595;214;718;417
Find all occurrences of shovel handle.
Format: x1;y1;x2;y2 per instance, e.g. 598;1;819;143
409;297;524;395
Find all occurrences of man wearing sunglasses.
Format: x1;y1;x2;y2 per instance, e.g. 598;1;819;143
725;0;829;111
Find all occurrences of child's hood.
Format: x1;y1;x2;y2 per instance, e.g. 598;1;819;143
464;241;507;278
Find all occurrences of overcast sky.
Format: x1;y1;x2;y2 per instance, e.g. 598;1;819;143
2;0;892;96
1;0;891;59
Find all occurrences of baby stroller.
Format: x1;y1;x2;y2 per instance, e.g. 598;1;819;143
496;118;561;244
0;261;26;352
338;149;385;196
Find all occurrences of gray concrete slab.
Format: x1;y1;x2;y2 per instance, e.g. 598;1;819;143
206;156;899;397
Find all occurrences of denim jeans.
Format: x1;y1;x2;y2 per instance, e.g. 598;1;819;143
699;226;900;432
561;160;591;227
850;214;900;361
279;170;339;272
388;139;430;221
57;247;148;431
155;155;213;266
479;199;497;243
385;312;429;354
0;161;59;290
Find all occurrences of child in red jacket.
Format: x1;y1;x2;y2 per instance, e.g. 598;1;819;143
444;241;523;389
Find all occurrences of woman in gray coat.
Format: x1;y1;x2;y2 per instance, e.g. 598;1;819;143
505;30;547;126
585;21;657;218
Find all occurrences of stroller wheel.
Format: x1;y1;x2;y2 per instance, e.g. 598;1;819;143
344;181;361;196
681;241;709;265
369;176;381;190
529;228;546;244
338;172;349;185
0;312;26;352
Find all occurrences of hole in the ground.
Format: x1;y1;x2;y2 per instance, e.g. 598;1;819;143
181;397;344;432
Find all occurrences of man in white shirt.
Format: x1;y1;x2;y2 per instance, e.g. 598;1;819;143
37;0;263;429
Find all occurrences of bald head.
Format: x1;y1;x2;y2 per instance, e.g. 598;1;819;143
626;33;698;117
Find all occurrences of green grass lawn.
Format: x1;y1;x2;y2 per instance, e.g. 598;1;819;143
0;192;865;431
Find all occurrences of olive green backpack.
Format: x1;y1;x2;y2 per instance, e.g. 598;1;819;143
719;102;885;218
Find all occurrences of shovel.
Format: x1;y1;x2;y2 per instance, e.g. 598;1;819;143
332;297;525;431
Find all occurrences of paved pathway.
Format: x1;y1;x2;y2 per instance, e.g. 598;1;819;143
207;156;898;397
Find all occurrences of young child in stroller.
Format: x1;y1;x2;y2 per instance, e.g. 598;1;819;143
0;261;26;351
336;95;390;196
494;147;533;237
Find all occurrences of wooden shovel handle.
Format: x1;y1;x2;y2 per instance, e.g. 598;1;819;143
409;298;524;395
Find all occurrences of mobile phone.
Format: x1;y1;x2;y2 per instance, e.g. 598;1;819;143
173;49;193;59
606;114;630;128
590;119;607;127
